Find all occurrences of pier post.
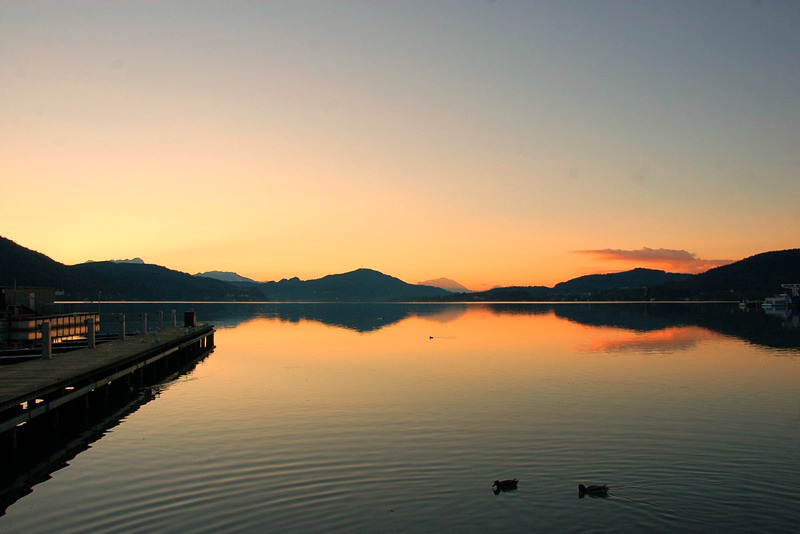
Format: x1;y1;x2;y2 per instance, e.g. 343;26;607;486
6;427;17;457
79;395;90;426
1;427;19;464
86;317;96;348
48;408;60;433
158;310;164;329
41;321;52;360
141;312;148;335
171;309;177;328
133;367;144;388
119;314;126;340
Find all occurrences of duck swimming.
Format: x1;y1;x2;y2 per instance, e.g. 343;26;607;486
578;484;609;495
492;478;518;491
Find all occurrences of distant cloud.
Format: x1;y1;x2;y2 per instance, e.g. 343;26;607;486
575;247;734;274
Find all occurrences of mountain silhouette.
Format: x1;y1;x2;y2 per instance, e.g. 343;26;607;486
647;249;800;300
552;268;690;295
0;236;261;301
84;258;145;264
71;262;263;301
258;268;451;301
0;236;84;290
3;236;799;302
418;277;472;292
0;238;448;302
195;270;257;283
424;252;800;302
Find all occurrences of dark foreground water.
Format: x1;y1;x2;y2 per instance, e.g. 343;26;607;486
1;303;799;532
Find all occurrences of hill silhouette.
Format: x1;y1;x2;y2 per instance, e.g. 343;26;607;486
0;236;261;301
0;238;449;302
195;271;257;283
647;249;800;300
425;269;688;302
0;236;82;290
418;277;471;292
258;268;451;301
425;252;800;302
71;262;262;301
553;268;690;295
3;236;798;302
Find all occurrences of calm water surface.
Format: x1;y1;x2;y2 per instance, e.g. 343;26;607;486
2;303;799;532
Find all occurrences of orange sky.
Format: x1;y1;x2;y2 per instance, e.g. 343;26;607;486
2;2;798;290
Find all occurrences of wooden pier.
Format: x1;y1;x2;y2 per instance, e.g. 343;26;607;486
0;324;215;454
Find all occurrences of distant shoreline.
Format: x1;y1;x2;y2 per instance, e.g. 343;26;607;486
56;300;740;305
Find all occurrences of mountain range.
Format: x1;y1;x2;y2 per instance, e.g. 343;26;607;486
1;236;797;302
427;250;800;302
0;237;261;301
0;237;447;302
645;249;800;300
426;268;690;302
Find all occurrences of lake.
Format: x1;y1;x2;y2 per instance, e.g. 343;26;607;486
1;303;799;532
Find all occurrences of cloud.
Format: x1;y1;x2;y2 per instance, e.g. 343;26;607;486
575;247;734;274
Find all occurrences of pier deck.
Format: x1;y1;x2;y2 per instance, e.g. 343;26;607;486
0;325;214;433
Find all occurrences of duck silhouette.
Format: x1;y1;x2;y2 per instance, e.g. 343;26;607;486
578;484;609;497
492;478;518;493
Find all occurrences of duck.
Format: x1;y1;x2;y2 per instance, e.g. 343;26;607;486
578;484;609;494
492;478;518;491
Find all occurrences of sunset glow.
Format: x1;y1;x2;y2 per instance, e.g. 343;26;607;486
3;1;798;288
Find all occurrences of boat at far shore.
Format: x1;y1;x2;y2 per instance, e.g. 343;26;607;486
739;300;761;309
761;294;791;309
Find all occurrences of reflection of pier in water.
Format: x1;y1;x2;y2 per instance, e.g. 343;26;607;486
0;328;215;516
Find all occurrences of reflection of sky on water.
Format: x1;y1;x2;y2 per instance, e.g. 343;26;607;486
58;302;800;351
4;301;799;532
579;326;718;354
